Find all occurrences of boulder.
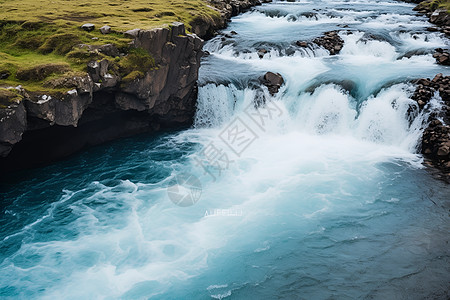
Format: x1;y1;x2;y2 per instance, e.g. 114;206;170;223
261;71;284;95
98;44;120;57
257;48;268;59
81;23;95;32
433;48;450;65
100;25;111;34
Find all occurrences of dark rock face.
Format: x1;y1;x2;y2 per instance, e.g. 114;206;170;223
312;31;344;55
100;25;111;35
0;101;26;157
261;72;284;95
81;23;95;32
411;73;450;182
0;22;203;171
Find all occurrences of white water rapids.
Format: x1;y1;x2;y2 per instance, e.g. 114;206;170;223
0;0;449;299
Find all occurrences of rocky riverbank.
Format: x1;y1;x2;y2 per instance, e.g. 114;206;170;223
402;0;450;182
405;0;450;65
0;0;266;172
411;74;450;182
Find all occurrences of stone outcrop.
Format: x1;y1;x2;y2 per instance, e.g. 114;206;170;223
0;22;203;170
311;31;344;55
0;0;269;171
0;101;26;157
413;3;450;35
411;73;450;182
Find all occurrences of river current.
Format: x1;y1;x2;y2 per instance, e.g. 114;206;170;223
1;0;450;299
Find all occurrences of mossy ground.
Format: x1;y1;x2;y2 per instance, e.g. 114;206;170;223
0;88;22;108
0;0;219;97
416;0;450;13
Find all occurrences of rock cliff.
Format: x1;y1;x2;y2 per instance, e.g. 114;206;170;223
0;22;203;170
0;0;267;171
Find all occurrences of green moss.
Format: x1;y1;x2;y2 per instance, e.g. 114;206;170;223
43;71;88;89
118;48;156;77
38;33;82;55
0;0;220;92
65;47;105;67
122;70;145;83
416;0;450;13
16;63;70;81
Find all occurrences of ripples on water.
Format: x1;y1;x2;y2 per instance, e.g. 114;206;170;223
1;0;450;299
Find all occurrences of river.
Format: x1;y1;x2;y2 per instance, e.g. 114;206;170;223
1;0;449;299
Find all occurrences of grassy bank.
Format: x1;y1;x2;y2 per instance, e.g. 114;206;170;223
0;0;219;99
415;0;450;13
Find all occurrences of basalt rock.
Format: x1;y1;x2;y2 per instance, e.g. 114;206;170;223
313;31;344;55
411;73;450;182
0;22;204;170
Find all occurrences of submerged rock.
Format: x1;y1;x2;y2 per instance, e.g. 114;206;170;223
296;41;308;48
257;48;268;59
261;72;284;95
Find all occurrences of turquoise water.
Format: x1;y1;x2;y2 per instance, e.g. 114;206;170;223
1;0;450;299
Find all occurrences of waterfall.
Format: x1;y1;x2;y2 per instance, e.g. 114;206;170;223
1;0;450;299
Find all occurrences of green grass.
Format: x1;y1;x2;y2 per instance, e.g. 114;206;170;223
0;87;23;108
0;0;219;31
416;0;450;13
0;0;220;98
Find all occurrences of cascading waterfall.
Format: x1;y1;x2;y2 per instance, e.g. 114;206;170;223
1;0;449;299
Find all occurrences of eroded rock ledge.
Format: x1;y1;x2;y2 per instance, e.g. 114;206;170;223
0;22;203;171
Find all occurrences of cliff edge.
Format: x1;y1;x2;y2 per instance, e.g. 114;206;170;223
0;0;266;171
